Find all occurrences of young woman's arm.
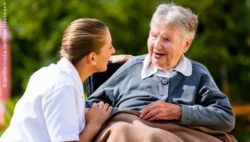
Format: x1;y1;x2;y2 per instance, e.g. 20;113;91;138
109;54;133;63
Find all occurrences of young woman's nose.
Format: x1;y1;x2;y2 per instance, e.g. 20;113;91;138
112;46;116;54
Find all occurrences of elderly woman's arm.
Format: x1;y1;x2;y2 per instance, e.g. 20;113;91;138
140;75;235;132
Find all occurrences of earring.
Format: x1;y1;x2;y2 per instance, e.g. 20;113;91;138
93;62;97;66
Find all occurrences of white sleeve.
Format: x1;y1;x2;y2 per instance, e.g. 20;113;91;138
42;84;83;141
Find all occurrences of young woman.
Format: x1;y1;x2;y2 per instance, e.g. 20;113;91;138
0;18;116;142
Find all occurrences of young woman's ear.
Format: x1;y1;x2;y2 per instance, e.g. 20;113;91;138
87;52;97;66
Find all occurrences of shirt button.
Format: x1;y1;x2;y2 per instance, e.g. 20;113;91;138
160;78;169;85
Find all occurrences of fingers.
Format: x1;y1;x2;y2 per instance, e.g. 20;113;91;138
98;101;112;111
85;108;90;114
98;101;104;108
140;109;160;121
92;102;98;107
139;102;159;118
140;106;158;120
147;113;161;121
139;101;167;121
91;101;112;112
107;105;113;113
109;55;134;63
124;55;133;60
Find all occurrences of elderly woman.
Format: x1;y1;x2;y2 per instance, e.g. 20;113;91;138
88;3;236;142
1;18;115;142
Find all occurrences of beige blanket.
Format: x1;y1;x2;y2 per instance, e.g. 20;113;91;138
95;110;237;142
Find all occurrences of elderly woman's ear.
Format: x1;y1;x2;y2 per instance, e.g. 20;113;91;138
183;38;192;53
109;54;134;63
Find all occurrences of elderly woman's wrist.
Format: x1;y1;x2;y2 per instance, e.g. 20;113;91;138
175;104;182;120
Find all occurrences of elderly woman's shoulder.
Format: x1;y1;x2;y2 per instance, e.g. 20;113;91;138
190;59;211;73
127;54;146;63
121;54;146;68
114;54;146;73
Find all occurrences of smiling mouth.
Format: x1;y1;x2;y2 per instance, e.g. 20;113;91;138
153;52;165;59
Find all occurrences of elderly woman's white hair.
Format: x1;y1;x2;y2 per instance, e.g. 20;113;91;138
150;3;198;40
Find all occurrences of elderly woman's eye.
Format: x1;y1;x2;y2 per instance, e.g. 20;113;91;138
163;38;170;42
151;34;158;38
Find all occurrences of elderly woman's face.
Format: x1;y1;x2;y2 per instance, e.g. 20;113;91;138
147;23;190;70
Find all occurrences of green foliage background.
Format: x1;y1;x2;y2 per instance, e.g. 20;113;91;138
1;0;250;140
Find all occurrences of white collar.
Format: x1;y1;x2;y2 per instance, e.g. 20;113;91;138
57;57;83;86
141;54;192;79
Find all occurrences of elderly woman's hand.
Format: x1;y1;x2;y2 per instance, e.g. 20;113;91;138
139;100;182;121
109;54;133;63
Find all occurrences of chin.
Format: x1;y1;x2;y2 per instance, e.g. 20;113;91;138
152;60;165;68
98;66;107;73
152;59;160;66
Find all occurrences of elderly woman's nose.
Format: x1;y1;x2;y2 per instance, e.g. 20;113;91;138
154;38;162;49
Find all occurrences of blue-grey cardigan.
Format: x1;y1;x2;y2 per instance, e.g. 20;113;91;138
88;55;235;132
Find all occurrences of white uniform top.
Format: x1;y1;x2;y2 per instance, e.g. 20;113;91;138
0;57;85;142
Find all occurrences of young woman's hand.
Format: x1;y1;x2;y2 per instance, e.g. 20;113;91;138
109;55;133;63
79;102;112;142
85;102;112;128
